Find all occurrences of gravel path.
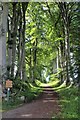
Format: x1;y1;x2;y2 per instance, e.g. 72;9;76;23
2;86;60;119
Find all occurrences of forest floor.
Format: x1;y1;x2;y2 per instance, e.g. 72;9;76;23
2;86;60;119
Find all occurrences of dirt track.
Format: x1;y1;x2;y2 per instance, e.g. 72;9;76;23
2;86;60;119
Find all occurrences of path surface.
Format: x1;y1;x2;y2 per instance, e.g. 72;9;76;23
2;86;60;118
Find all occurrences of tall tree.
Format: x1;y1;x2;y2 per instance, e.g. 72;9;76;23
0;3;8;81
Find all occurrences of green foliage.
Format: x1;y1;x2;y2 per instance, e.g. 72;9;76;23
2;98;23;112
38;78;60;88
2;82;42;111
50;69;62;81
49;78;60;88
24;2;60;81
44;78;79;118
58;86;79;118
51;78;79;118
7;2;80;83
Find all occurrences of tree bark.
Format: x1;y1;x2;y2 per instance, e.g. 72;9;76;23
11;3;17;78
58;2;70;84
0;3;8;82
16;4;22;78
21;3;28;80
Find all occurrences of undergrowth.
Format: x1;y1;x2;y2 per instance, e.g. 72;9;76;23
50;79;79;118
2;81;42;112
57;85;79;118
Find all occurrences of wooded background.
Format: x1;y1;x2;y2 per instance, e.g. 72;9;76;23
0;2;80;89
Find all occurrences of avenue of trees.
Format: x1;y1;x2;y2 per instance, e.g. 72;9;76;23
0;2;80;94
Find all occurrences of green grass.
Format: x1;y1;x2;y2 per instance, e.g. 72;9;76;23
48;78;60;87
57;86;79;118
0;98;2;112
2;98;23;112
49;79;79;118
2;83;42;112
36;78;60;88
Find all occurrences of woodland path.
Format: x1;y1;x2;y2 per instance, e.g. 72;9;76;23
2;86;60;119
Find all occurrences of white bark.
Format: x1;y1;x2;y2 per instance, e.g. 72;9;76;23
0;3;8;119
53;58;57;74
0;3;8;79
57;52;59;71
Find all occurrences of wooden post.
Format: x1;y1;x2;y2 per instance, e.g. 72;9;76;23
6;80;12;102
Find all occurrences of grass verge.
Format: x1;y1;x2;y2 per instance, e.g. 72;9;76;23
50;79;79;118
2;83;42;112
56;85;79;118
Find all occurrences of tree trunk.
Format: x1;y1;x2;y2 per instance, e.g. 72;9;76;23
16;4;22;78
21;3;28;80
60;40;64;83
7;17;12;78
11;3;17;78
0;3;8;82
29;48;32;82
59;3;70;84
32;38;37;82
64;23;70;84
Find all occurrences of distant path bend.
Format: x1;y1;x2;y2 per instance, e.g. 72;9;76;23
3;86;60;118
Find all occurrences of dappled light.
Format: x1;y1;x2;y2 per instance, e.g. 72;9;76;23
21;114;32;117
60;99;70;103
43;99;56;103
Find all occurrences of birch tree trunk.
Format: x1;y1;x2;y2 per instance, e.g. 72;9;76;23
0;3;8;81
0;3;8;119
32;38;37;82
7;16;12;78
